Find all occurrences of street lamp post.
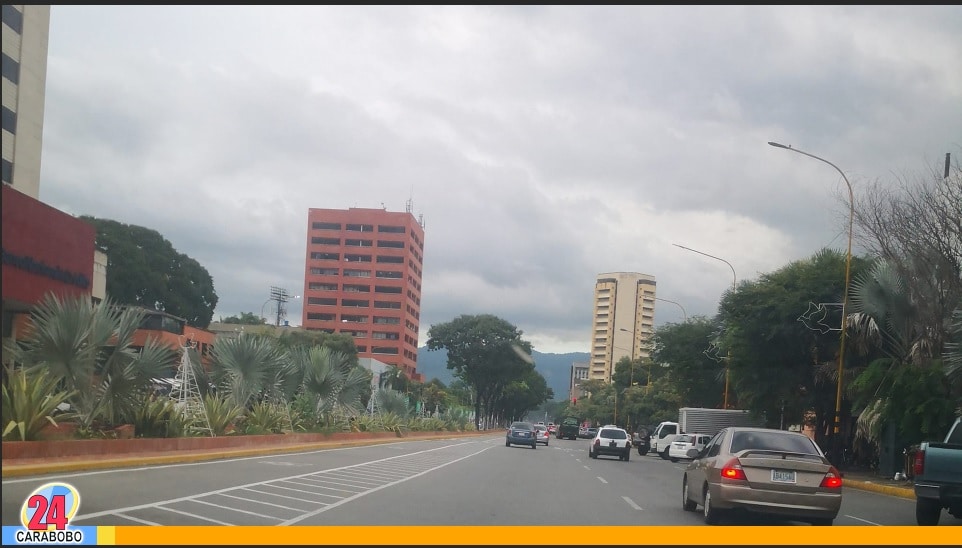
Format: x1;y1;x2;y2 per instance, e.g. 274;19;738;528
673;243;737;409
769;141;854;465
655;297;688;322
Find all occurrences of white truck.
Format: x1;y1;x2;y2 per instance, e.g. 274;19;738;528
650;407;767;459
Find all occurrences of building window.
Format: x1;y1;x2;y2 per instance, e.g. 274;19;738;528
375;270;402;279
344;254;372;263
374;286;402;294
1;159;12;185
371;346;400;355
341;315;369;324
345;239;373;247
377;225;405;234
376;255;404;264
342;299;369;308
310;267;339;276
311;237;340;245
372;332;399;340
312;222;341;230
311;252;340;261
308;282;338;291
346;223;374;232
2;106;17;134
376;240;404;248
307;313;336;321
373;316;400;325
1;53;19;85
343;269;371;278
374;301;401;309
2;5;23;34
307;297;337;306
343;284;370;293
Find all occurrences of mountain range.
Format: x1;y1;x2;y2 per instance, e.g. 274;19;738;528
415;347;589;402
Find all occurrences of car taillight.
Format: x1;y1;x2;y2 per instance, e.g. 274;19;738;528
593;439;600;447
720;458;747;481
820;466;842;489
913;449;925;477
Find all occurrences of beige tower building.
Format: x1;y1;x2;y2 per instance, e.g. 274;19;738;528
2;4;50;198
588;272;656;383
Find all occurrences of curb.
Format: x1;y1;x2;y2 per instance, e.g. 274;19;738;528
1;432;495;479
844;480;915;500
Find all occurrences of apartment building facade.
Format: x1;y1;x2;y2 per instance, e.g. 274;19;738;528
2;5;107;344
302;207;425;381
588;272;656;383
568;361;589;403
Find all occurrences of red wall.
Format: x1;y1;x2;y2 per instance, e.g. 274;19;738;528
1;185;95;305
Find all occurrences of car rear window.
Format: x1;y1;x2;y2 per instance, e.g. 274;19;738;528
600;429;627;439
676;435;693;443
511;422;533;429
729;431;819;455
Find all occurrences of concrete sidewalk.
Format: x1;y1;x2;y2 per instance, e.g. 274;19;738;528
0;434;915;500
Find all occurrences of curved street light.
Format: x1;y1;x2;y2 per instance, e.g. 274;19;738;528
769;141;854;464
673;243;736;408
655;297;688;322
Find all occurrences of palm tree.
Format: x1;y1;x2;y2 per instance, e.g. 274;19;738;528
7;294;174;430
210;334;286;410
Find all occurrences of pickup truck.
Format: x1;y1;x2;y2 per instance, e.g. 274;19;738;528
913;416;962;525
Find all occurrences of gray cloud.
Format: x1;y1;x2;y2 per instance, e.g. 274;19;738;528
38;5;962;353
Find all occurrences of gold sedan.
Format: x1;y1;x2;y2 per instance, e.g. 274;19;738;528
682;427;843;525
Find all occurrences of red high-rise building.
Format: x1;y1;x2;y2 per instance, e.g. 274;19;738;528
302;207;425;381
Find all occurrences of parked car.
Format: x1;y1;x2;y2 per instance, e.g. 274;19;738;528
533;424;550;446
588;426;632;461
682;427;842;525
668;433;712;462
506;421;537;449
913;416;962;525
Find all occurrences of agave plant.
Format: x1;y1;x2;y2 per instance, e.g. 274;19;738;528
202;393;245;436
240;401;287;435
1;363;76;441
7;294;174;430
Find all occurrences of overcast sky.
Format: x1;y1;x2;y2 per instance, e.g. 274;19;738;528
39;6;961;354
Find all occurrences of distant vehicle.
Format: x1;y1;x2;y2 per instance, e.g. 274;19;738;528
582;427;599;439
913;416;962;525
588;426;631;461
558;417;579;440
533;424;550;446
682;427;842;525
633;426;652;455
668;433;712;462
506;421;537;449
650;421;679;458
547;423;557;435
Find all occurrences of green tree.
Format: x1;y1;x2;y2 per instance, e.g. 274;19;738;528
426;314;536;430
220;312;266;325
650;317;724;409
718;248;871;442
81;216;218;328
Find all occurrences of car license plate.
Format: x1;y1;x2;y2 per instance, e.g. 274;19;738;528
772;469;796;483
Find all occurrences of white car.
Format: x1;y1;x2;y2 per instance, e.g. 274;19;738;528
588;426;632;461
668;433;712;462
533;424;550;445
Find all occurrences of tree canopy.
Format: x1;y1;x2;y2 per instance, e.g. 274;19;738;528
81;216;218;328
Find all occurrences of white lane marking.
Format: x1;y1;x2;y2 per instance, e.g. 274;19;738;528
583;465;591;470
188;498;283;521
597;477;608;484
623;497;643;511
844;514;882;525
281;445;494;525
3;439;482;484
241;487;323;505
70;442;484;521
114;512;158;525
217;492;307;512
155;505;231;525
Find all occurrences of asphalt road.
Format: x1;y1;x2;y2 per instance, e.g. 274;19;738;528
1;434;955;528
